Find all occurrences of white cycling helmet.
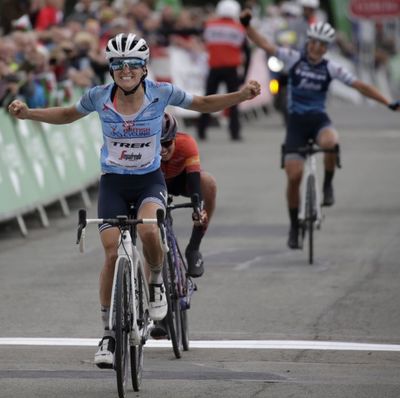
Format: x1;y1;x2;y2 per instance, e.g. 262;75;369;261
216;0;241;19
105;33;149;62
299;0;320;8
307;22;335;43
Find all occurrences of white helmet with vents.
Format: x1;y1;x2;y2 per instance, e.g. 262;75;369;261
307;22;335;43
216;0;241;19
299;0;320;8
105;33;149;62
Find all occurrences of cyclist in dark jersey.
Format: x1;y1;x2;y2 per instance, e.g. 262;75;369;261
239;10;400;249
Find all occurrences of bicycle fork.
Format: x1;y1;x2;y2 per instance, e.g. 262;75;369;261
298;154;323;229
108;231;143;345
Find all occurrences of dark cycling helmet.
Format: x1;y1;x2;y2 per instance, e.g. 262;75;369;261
105;33;149;62
307;22;335;44
161;113;178;142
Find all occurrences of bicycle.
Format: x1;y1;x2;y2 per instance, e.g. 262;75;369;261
281;139;341;264
161;194;199;358
76;206;167;396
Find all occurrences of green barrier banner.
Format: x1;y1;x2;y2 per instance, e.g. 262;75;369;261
14;119;65;205
79;113;103;162
0;111;43;218
40;117;100;195
0;107;103;223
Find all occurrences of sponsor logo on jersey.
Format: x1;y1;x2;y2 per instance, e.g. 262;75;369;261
119;151;142;161
111;141;151;148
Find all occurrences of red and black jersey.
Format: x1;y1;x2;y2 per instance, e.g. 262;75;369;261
161;132;201;180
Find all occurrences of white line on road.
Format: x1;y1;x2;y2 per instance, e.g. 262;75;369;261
1;338;400;352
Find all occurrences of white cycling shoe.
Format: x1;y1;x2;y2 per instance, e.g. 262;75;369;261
94;336;115;369
148;283;168;321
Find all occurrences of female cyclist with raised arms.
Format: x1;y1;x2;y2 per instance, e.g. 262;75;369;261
239;11;400;250
8;33;260;368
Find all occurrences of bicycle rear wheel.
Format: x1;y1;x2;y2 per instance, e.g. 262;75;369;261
163;254;182;358
130;264;146;392
306;175;316;265
115;258;131;398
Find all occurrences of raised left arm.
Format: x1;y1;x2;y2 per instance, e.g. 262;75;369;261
351;80;390;106
188;80;261;113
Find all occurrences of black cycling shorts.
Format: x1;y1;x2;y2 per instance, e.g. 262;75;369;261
285;112;332;152
97;169;167;232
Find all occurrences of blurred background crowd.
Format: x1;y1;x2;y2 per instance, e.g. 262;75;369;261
0;0;399;111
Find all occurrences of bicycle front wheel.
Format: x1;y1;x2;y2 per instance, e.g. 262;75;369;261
181;308;189;351
163;254;182;358
306;174;316;265
130;264;146;392
175;246;190;351
115;258;131;398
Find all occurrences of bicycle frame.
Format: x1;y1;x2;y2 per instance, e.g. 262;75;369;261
165;214;196;310
76;209;168;346
298;152;322;229
281;141;341;263
109;228;150;345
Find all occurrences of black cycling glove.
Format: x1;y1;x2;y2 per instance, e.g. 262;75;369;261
388;100;400;111
240;12;252;27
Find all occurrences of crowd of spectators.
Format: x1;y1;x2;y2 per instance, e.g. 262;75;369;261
0;0;208;109
1;0;398;109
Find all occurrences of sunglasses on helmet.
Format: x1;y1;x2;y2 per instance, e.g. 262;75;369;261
110;58;145;71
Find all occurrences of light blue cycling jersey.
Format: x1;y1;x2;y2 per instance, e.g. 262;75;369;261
76;79;193;175
276;47;357;114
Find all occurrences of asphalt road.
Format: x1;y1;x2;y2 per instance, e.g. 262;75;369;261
1;100;400;398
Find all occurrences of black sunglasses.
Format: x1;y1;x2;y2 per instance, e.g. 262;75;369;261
161;140;174;148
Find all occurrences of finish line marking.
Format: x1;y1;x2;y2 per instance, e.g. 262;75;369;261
1;338;400;352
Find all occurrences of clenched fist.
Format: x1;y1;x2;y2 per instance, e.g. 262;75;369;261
8;100;29;119
240;80;261;101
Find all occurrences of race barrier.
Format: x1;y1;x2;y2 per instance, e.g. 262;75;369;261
0;109;101;235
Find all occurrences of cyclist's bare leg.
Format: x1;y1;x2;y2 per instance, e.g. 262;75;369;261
317;127;338;206
137;200;168;320
284;158;303;249
285;158;303;209
200;171;217;223
137;201;164;284
99;227;120;307
95;227;120;367
317;127;338;171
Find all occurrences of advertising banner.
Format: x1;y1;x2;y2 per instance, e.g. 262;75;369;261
0;111;43;219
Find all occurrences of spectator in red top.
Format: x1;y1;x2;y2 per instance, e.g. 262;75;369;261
160;113;217;279
197;0;250;141
34;0;64;31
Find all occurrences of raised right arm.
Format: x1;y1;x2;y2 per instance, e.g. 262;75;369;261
8;100;85;124
240;9;278;56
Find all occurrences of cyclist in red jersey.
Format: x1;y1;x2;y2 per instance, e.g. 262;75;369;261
161;113;216;278
151;112;216;339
